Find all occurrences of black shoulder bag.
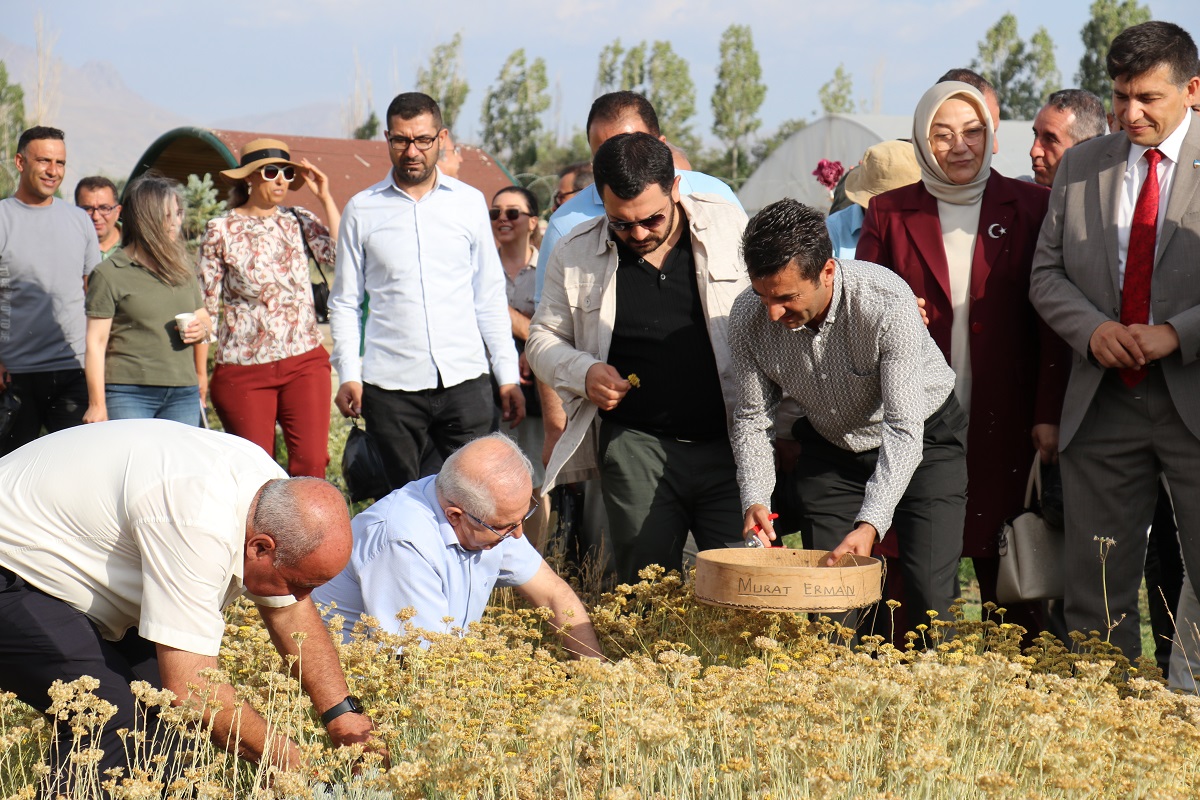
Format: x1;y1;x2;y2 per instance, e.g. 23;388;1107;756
289;208;331;323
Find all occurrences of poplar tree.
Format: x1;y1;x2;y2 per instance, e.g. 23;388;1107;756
711;24;766;182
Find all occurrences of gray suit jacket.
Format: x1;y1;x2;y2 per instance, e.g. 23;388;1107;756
1029;120;1200;447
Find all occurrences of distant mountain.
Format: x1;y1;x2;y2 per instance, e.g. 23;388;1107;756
215;102;349;140
0;37;349;196
0;36;193;194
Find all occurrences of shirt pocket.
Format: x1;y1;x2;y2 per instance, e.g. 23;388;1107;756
565;279;603;314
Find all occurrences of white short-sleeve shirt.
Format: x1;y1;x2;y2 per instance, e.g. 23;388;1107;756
0;420;291;656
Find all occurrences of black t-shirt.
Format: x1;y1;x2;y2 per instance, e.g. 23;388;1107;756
600;226;727;441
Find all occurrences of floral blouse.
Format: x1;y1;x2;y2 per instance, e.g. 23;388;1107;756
199;206;334;365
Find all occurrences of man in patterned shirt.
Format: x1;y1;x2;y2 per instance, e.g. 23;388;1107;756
730;199;967;622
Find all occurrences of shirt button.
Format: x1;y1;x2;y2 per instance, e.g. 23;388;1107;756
830;408;838;414
820;373;827;380
971;322;983;334
660;274;666;281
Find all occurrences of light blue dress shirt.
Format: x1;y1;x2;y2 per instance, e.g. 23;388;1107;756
534;170;744;303
330;170;519;389
825;204;865;260
313;476;544;644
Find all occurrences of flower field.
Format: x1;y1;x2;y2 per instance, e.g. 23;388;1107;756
3;564;1200;799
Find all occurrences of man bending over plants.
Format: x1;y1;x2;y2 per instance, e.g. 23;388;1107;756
0;420;380;794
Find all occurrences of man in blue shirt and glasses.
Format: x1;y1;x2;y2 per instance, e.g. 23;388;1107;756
315;434;602;659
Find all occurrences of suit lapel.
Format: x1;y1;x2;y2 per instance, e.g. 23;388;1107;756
1158;117;1200;264
903;187;953;304
1096;135;1129;298
972;172;1013;299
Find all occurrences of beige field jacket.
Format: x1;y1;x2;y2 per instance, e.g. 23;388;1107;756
527;193;749;494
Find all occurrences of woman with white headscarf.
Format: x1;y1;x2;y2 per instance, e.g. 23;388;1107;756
858;81;1068;638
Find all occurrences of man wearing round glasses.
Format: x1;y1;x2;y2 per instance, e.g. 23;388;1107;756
330;93;524;494
314;434;602;658
527;132;749;584
75;176;123;258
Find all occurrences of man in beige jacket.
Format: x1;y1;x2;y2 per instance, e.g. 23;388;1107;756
527;132;749;582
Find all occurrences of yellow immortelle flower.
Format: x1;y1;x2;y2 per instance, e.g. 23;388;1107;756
626;373;641;388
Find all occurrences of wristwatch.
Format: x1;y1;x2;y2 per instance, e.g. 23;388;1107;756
321;695;364;725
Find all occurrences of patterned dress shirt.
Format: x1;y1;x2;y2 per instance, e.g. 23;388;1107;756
728;259;955;536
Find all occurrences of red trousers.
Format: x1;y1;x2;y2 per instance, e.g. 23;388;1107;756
210;346;331;478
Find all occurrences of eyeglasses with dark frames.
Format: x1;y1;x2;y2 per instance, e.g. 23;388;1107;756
79;204;117;216
386;131;442;152
463;497;540;541
260;164;296;182
489;208;530;222
553;188;580;206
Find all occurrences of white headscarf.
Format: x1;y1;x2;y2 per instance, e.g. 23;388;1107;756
912;81;994;206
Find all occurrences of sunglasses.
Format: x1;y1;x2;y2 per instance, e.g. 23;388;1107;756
607;212;668;233
489;208;530;222
260;164;297;182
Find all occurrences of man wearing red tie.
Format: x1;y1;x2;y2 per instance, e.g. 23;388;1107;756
1030;20;1200;659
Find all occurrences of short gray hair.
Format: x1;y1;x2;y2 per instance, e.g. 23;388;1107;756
1043;89;1108;145
435;434;533;520
254;477;327;567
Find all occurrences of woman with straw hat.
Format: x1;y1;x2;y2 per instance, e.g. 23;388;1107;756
857;82;1068;640
198;138;340;477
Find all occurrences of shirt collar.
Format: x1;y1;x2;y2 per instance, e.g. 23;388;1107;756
419;476;476;553
1127;108;1192;168
384;166;449;200
795;260;844;335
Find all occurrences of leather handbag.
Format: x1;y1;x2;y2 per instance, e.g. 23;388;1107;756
341;419;391;504
996;454;1064;603
289;208;331;323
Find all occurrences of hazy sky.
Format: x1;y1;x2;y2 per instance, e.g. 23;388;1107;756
7;0;1194;145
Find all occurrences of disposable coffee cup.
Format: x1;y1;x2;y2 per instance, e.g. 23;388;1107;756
175;312;196;340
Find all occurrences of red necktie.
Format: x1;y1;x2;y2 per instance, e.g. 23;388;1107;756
1119;147;1162;388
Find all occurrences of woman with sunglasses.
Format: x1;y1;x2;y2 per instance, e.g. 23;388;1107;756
83;172;211;425
490;186;545;482
198;138;340;477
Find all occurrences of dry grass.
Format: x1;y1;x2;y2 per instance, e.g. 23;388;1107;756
3;565;1200;799
4;405;1193;797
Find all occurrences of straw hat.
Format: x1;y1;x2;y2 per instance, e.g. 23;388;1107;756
219;138;306;181
843;139;921;209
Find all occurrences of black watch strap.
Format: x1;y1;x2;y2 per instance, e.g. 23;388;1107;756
321;695;363;725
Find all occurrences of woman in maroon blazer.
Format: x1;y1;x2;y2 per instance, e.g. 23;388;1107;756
857;81;1068;637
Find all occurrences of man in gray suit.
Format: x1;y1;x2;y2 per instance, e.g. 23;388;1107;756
1030;20;1200;659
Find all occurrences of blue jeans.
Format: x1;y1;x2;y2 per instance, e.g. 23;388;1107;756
105;384;201;426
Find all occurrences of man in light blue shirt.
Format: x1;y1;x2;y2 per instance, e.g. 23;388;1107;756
534;91;743;305
330;93;524;492
825;139;920;260
314;434;602;658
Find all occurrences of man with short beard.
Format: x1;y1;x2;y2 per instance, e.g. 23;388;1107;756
330;93;524;492
527;132;748;583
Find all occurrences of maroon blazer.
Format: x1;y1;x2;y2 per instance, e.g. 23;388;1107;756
857;171;1068;557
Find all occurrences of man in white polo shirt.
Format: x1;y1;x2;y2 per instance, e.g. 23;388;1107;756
0;421;377;791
